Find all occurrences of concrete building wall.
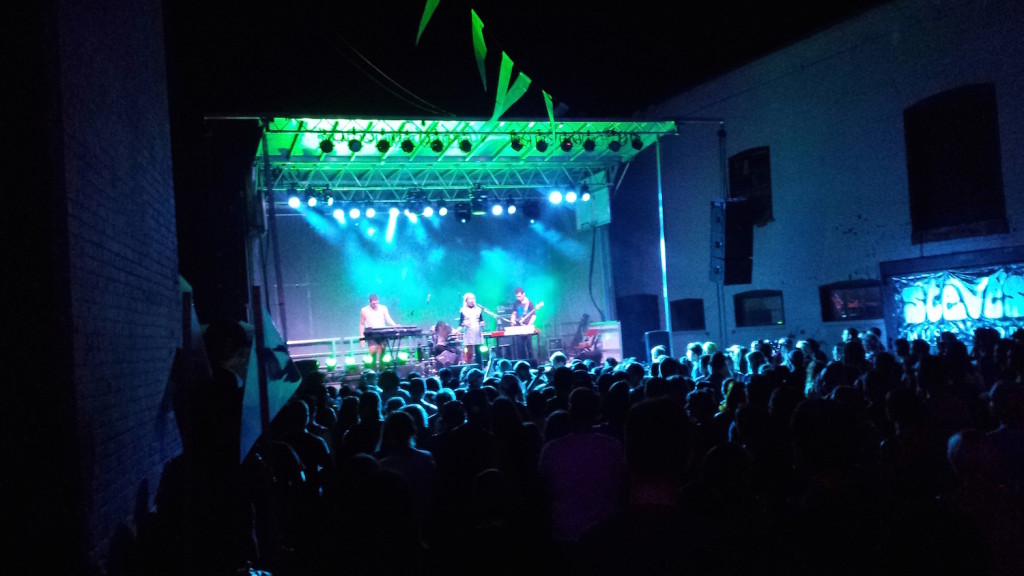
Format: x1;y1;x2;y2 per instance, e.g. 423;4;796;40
612;0;1024;354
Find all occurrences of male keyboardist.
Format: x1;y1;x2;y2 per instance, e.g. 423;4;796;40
359;293;398;371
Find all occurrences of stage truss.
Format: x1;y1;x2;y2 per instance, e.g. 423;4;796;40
255;117;678;204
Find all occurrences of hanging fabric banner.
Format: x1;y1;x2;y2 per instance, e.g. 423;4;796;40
416;0;441;45
471;9;487;91
490;51;532;122
543;90;556;136
888;263;1024;344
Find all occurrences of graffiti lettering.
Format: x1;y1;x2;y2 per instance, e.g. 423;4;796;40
902;270;1023;325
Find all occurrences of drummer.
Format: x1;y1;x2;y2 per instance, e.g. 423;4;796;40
459;292;486;366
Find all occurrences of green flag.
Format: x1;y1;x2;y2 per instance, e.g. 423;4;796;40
490;51;532;122
416;0;441;46
543;90;556;135
471;9;487;91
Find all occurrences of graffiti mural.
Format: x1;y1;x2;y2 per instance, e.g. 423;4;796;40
888;263;1024;344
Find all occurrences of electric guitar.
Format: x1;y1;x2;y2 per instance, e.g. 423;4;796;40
480;307;510;324
511;301;544;326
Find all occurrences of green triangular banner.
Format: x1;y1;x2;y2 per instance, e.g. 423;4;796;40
543;90;556;135
416;0;441;46
471;10;487;91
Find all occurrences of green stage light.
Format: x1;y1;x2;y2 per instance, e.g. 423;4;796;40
345;356;356;366
363;354;374;365
324;356;338;371
397;351;409;363
479;345;489;353
382;353;393;364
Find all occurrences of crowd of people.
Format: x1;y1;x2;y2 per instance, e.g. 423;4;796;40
130;323;1024;576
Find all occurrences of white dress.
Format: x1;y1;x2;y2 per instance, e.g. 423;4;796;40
460;305;485;346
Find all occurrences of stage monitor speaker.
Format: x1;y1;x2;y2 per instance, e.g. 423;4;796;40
644;330;671;364
670;298;705;331
728;146;773;226
616;293;660;361
710;200;753;285
903;83;1007;244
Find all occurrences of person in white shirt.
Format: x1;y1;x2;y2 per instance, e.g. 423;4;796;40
459;292;485;365
359;293;397;371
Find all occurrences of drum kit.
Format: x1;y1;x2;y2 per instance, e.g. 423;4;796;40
417;320;462;375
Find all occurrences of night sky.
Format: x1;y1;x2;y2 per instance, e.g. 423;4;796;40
163;1;889;120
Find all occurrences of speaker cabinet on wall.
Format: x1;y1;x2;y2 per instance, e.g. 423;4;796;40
904;83;1007;244
728;146;773;226
670;298;706;331
616;293;660;361
710;200;753;285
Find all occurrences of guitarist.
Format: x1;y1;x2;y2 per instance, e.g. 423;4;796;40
509;287;537;363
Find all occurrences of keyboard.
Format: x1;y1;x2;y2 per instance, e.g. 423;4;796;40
488;325;540;337
363;325;423;340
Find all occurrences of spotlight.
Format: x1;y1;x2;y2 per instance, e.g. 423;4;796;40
459;138;473;153
324;356;338;371
349;207;361;219
422;206;434;217
608;139;622;152
510;135;524;152
536;139;548;153
319;138;334;153
305;190;318;207
471;197;486;215
583;138;596;152
580;183;591;202
438;204;448;217
324;191;335;206
287;188;300;208
430;138;444;153
491;204;504;216
631;135;643;150
390;206;400;217
400;138;415;153
565;191;578;203
348;139;362;153
560;138;573;152
507;204;517;215
365;207;376;219
333;208;344;220
549;191;563;204
376;139;391;154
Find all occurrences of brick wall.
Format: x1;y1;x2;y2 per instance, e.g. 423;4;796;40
56;0;182;567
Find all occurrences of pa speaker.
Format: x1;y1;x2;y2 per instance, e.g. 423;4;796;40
710;200;753;285
616;294;660;361
728;146;773;226
644;330;671;364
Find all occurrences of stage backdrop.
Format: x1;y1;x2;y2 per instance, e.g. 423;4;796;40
262;204;612;360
